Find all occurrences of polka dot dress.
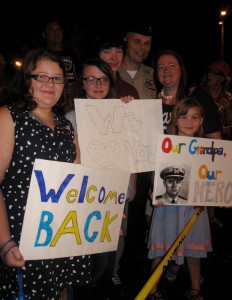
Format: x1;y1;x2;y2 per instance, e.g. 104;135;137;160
0;105;92;299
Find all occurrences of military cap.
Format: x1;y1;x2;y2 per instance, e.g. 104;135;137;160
208;61;230;78
160;166;185;179
126;22;152;36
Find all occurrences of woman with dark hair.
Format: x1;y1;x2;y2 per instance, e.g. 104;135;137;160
76;57;115;99
0;48;92;299
146;49;222;299
65;56;134;299
153;49;188;132
153;49;221;138
94;31;139;99
65;57;116;128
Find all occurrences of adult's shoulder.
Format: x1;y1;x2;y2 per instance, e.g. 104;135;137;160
0;105;12;117
0;105;19;120
0;106;14;139
179;195;187;201
140;64;154;76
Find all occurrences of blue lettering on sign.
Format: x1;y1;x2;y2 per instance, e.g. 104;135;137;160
34;170;75;203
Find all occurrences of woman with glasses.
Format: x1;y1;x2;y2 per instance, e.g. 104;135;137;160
201;60;232;141
202;60;232;239
77;57;116;99
0;48;92;299
65;57;134;130
65;57;134;299
65;58;115;129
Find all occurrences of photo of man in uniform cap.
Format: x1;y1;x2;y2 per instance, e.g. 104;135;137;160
156;166;188;204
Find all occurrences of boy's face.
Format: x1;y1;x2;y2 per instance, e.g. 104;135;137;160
99;47;124;73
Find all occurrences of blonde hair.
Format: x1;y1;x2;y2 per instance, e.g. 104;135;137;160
167;97;204;137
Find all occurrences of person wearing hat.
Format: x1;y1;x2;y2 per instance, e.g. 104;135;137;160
208;61;230;79
156;166;187;204
117;22;157;285
201;60;232;230
202;60;232;140
118;22;156;99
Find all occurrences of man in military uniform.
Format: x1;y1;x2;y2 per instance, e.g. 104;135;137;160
156;166;187;204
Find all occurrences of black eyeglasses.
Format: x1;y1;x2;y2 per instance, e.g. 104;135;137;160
82;76;110;85
29;74;65;84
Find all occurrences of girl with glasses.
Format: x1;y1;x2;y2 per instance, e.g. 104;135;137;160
0;48;92;299
65;57;134;299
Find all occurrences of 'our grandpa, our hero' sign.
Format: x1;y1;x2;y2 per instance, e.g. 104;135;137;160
153;134;232;206
20;159;130;260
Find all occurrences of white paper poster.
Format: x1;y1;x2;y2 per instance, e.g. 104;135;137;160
75;99;163;173
20;159;130;260
153;134;232;207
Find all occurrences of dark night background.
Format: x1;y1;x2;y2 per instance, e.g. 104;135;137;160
1;0;232;82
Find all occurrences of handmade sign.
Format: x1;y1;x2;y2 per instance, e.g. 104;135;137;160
153;134;232;206
20;159;130;260
74;99;163;173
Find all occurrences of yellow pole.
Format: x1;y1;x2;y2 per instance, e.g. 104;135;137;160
135;207;203;300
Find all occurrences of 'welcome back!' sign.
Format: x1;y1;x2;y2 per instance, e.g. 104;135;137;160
20;159;130;260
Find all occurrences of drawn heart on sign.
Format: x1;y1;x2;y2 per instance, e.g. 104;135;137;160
87;140;120;168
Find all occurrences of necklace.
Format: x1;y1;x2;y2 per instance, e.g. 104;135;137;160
160;88;176;105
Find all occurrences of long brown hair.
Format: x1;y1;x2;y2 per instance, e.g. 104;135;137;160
6;48;68;113
153;49;188;100
76;58;115;98
167;97;204;137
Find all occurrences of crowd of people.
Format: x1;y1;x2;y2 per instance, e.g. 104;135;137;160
0;20;232;300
